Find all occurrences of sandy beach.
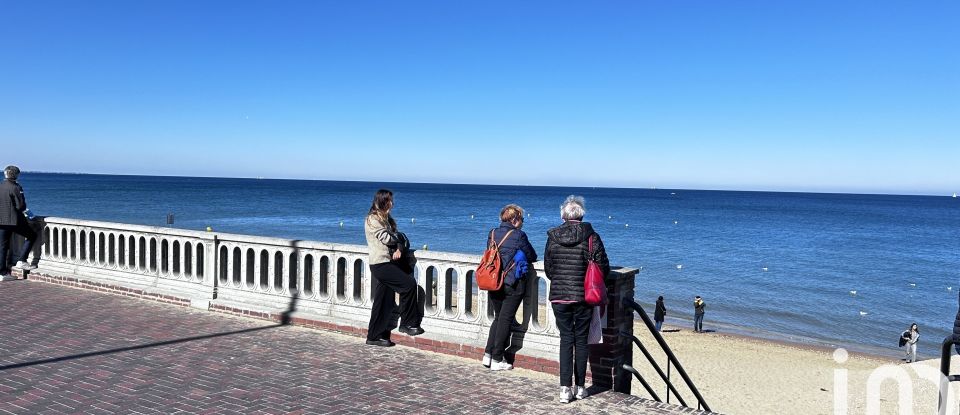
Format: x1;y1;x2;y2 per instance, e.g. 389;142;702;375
621;324;959;414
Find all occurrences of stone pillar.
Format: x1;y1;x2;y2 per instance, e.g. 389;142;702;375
203;236;219;298
588;266;637;392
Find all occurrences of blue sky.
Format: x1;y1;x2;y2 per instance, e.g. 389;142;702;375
1;1;957;195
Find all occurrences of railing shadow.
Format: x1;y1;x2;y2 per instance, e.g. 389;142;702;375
503;269;539;365
0;292;299;372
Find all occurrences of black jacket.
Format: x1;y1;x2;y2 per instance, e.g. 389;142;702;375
655;299;666;321
695;300;706;316
0;179;26;226
954;291;960;353
544;221;610;302
490;222;537;286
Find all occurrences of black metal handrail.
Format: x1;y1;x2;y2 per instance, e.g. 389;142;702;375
620;297;711;412
620;330;688;407
938;335;960;415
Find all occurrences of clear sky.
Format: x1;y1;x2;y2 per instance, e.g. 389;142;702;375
1;1;957;195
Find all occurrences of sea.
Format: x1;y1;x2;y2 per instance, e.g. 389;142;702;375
19;173;960;359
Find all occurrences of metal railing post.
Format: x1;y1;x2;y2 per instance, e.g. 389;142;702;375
939;335;960;415
667;357;672;404
621;297;712;413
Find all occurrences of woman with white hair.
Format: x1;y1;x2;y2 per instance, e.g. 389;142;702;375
544;195;610;403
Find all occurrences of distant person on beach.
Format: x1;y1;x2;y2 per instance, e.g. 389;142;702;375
903;323;919;363
482;204;537;371
363;189;424;347
694;296;706;332
545;195;610;403
1;165;38;280
655;296;666;332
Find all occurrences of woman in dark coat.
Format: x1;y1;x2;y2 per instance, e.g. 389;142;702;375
544;195;609;403
483;204;537;371
654;296;666;332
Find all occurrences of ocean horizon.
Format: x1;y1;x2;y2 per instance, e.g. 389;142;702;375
17;172;960;359
26;171;957;198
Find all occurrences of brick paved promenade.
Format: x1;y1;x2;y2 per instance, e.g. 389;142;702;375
0;280;702;414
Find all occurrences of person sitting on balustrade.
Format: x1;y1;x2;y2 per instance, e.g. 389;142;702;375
1;165;39;280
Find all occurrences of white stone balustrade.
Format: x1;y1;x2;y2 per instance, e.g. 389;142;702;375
15;217;637;361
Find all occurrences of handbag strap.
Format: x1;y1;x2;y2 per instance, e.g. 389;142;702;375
490;228;515;249
587;233;595;262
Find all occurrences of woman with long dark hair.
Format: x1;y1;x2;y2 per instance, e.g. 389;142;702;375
904;323;919;363
363;189;424;347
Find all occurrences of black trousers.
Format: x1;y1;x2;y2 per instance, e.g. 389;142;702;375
484;281;525;362
0;217;37;274
552;302;592;387
367;262;423;341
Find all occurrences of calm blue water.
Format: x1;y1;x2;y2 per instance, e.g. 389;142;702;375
21;173;960;358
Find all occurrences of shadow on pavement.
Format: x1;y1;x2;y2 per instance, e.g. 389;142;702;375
0;292;299;372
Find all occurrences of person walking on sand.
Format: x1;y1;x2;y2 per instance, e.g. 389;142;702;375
1;165;38;281
545;195;610;403
693;296;706;333
904;323;919;363
482;204;537;371
654;296;666;332
363;189;424;347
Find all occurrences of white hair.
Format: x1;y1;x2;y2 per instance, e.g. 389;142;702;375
4;165;19;180
560;195;586;220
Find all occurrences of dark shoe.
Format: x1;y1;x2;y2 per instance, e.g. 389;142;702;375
399;326;425;336
365;339;395;347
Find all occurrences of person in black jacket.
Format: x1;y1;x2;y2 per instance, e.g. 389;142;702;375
483;204;537;371
694;296;706;333
655;296;667;332
544;195;610;403
1;165;38;280
954;290;960;355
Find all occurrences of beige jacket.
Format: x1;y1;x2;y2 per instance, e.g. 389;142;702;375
365;214;398;265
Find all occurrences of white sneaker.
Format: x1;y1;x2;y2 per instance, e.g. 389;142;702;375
575;386;589;400
14;261;36;270
490;360;513;371
0;273;15;281
559;386;573;403
482;354;491;368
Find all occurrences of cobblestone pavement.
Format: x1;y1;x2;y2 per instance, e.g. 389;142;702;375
0;280;703;414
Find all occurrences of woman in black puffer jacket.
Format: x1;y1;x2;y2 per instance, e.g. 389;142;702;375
544;195;610;403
